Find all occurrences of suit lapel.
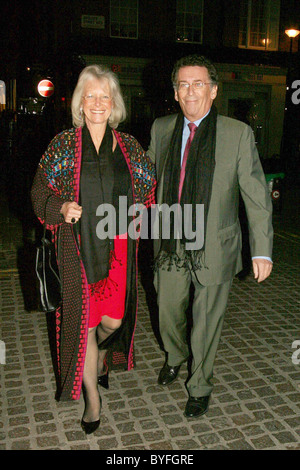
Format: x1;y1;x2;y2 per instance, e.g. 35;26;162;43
158;131;173;179
157;115;177;182
155;129;173;204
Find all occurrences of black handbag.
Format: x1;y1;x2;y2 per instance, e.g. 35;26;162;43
35;196;62;313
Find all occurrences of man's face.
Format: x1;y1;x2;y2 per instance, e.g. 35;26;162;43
174;66;218;122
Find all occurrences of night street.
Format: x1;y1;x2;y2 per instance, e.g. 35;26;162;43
1;0;300;453
0;185;299;451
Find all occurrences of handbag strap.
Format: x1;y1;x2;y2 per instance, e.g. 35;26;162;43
42;194;52;239
72;221;80;254
43;194;61;256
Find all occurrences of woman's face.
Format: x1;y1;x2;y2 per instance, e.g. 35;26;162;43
82;78;113;129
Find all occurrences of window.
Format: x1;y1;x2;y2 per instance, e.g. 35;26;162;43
0;81;5;112
176;0;204;43
239;0;280;50
110;0;138;39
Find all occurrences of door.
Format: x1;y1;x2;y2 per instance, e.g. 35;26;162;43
222;84;270;160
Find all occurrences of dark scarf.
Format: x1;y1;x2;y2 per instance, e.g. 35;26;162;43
154;105;217;271
79;125;130;284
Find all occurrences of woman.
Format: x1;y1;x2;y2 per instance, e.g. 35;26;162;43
31;65;156;434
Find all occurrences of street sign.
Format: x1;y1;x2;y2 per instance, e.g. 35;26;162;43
81;15;105;29
272;190;280;200
38;79;54;97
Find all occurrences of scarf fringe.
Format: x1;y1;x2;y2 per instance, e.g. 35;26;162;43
89;249;123;301
153;248;207;273
109;248;123;267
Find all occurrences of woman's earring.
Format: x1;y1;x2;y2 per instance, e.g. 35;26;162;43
80;108;83;119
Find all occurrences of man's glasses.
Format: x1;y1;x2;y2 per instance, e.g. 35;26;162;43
177;81;212;91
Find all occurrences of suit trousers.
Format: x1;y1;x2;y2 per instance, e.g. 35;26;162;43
155;263;232;397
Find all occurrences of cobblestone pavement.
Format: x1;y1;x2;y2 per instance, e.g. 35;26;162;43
0;189;300;451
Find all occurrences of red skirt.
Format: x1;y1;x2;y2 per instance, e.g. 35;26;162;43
88;235;128;328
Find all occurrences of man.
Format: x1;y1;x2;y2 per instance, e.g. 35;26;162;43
147;55;273;418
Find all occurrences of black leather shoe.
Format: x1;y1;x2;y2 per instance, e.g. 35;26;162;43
184;395;210;418
158;363;181;386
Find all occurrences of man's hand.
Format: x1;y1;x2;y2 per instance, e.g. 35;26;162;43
252;258;273;283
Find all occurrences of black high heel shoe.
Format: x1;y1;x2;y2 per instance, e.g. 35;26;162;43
81;417;100;434
98;370;109;389
81;389;102;434
98;360;109;389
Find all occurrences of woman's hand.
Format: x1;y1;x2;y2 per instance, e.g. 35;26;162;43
60;201;83;224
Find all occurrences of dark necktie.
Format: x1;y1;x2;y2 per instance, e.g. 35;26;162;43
178;122;197;201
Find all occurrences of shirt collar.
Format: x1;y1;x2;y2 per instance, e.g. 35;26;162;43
183;108;211;129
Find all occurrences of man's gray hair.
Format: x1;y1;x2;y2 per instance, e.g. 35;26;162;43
172;55;219;89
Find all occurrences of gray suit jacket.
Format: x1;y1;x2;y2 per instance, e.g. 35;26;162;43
147;113;273;285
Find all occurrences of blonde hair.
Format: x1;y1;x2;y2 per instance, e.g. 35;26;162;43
71;64;126;129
